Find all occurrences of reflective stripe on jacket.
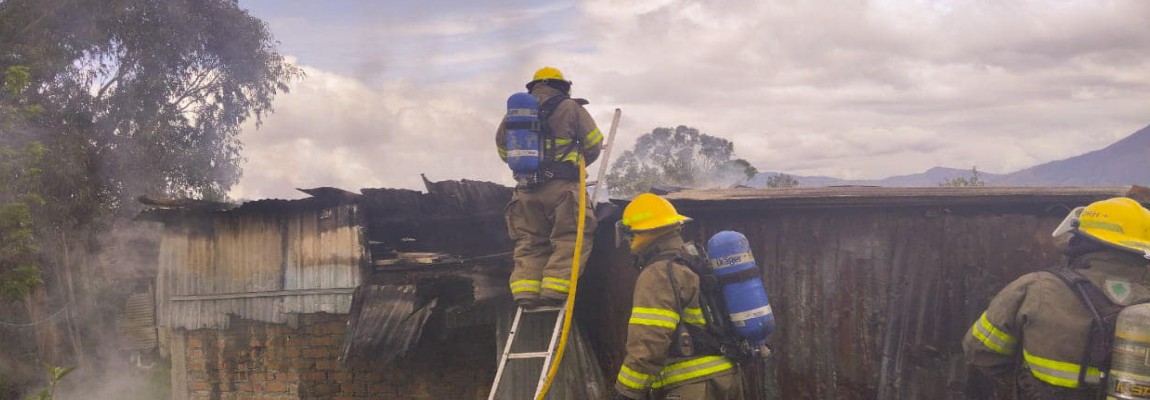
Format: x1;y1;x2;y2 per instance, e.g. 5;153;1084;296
614;233;737;398
963;251;1150;391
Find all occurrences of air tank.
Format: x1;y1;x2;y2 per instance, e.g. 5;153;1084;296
1107;303;1150;399
706;230;775;347
504;92;540;173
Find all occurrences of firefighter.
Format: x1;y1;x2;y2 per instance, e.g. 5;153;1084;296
496;66;603;309
612;193;743;400
963;196;1150;399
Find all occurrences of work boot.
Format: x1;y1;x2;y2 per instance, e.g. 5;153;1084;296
536;297;565;308
515;297;540;309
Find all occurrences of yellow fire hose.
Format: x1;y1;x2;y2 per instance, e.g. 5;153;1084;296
535;154;586;400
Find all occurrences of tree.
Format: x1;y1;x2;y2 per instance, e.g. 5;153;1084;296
0;0;303;210
766;173;800;188
940;166;986;187
0;65;45;301
605;126;758;197
0;0;301;387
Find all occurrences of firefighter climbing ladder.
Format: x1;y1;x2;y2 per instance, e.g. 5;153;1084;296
487;304;566;400
489;108;621;400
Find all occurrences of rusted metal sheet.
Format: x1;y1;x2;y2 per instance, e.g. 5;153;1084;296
360;179;512;261
152;194;364;330
341;285;436;364
116;290;157;351
581;186;1140;400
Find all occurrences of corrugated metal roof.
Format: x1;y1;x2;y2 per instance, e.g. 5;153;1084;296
117;290;157;351
340;285;436;364
662;186;1134;208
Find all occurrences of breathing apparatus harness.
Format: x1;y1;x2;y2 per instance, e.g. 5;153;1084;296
509;93;589;190
647;244;760;361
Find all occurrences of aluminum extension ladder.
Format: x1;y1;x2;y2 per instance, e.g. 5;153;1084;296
487;304;566;400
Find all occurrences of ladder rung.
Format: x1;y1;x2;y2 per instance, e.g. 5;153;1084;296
507;351;550;359
522;306;563;313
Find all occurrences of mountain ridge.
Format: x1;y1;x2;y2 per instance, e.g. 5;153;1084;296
752;123;1150;188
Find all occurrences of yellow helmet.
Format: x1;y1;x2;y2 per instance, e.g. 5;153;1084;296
533;66;565;81
527;66;571;92
1055;197;1150;257
621;193;692;233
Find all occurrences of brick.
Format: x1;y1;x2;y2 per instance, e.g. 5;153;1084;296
315;359;340;371
340;383;366;394
302;348;327;358
310;335;340;346
276;372;299;382
187;336;205;349
265;382;289;393
311;383;338;395
189;382;212;391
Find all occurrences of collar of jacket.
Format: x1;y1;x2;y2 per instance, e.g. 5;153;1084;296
634;229;686;269
530;84;562;104
1073;250;1150;282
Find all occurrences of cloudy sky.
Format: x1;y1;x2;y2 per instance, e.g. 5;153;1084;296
229;0;1150;200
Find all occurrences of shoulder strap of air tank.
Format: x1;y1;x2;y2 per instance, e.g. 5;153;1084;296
1047;266;1120;392
537;95;568;124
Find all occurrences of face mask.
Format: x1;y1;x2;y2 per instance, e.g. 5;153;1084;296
614;220;633;249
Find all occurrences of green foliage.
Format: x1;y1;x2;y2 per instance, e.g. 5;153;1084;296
605;126;759;196
940;166;986;187
0;140;45;301
25;364;75;400
766;173;800;188
0;0;303;209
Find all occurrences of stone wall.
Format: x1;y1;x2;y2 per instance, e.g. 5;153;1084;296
175;313;495;400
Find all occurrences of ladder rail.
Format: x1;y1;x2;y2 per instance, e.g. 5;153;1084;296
487;306;527;400
488;306;567;400
533;308;566;398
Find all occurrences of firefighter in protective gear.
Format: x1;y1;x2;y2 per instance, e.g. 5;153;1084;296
613;193;744;400
497;66;604;308
963;197;1150;399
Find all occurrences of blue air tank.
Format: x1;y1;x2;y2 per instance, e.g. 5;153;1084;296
504;92;540;173
706;230;775;347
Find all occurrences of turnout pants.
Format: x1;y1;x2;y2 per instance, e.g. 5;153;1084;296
505;179;596;303
656;371;744;400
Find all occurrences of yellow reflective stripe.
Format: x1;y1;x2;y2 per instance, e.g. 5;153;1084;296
542;277;570;293
1080;220;1125;234
510;279;540;294
498;148;507;157
630;307;680;329
683;307;705;325
653;356;734;388
583;128;603;148
971;312;1016;355
617;365;654;390
1023;350;1102;388
622;212;653;227
547;138;579;162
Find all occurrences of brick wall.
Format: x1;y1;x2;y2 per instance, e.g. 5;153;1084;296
178;313;496;400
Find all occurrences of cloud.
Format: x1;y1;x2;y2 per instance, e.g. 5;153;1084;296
230;65;516;200
232;0;1150;199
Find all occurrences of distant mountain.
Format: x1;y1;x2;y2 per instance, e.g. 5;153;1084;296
751;123;1150;188
993;124;1150;186
751;167;1000;188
